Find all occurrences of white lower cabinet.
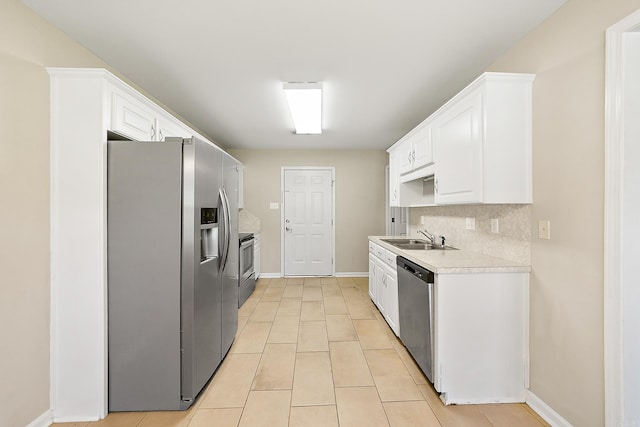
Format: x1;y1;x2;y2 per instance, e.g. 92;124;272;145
381;263;398;334
369;239;528;404
368;242;399;336
432;272;529;404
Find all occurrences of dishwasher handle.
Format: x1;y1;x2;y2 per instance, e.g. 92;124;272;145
397;256;434;284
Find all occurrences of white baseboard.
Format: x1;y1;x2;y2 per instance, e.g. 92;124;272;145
336;272;368;277
52;416;101;423
525;390;573;427
259;272;369;278
258;272;282;278
27;410;52;427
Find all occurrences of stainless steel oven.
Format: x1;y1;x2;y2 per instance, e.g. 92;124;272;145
238;233;256;307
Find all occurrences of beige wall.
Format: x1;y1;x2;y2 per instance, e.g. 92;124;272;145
485;1;640;425
0;1;104;425
229;150;387;274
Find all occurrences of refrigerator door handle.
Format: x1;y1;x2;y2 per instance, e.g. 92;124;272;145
218;188;229;272
221;188;232;270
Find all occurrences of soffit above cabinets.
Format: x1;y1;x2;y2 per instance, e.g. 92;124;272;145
22;0;566;150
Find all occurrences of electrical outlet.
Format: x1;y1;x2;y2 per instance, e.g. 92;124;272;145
465;217;476;231
269;202;279;210
491;218;499;234
538;220;551;240
420;215;425;225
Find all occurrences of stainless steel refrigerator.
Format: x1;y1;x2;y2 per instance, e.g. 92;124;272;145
107;136;239;411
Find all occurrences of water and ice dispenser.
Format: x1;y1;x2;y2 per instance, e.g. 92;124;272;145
200;207;218;262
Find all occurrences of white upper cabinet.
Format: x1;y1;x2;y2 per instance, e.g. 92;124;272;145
398;123;434;182
388;149;400;207
156;115;191;141
111;90;157;141
238;164;244;209
432;73;534;204
111;87;191;141
431;90;483;203
387;72;534;206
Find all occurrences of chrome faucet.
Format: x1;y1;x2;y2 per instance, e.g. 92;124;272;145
418;229;436;244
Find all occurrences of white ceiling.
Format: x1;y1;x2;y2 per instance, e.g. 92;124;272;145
23;0;565;150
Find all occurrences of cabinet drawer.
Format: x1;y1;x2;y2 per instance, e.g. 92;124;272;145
384;250;397;268
374;245;384;258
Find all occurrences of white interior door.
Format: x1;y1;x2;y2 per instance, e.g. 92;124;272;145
605;14;640;427
283;168;334;276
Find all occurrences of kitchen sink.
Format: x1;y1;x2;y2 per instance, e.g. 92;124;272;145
394;243;457;250
381;238;428;245
381;238;457;251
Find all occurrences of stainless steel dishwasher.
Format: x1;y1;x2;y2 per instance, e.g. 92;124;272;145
397;256;434;383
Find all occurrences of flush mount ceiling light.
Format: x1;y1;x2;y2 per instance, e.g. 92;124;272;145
283;82;322;134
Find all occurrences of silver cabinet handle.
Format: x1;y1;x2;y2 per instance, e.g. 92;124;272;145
434;178;439;194
285;227;292;232
158;129;164;141
150;123;156;139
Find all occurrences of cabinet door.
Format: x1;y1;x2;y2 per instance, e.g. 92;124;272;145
388;150;400;207
412;125;433;170
238;165;244;209
156;115;191;141
399;139;414;175
377;261;387;316
383;266;399;336
111;91;157;141
433;91;483;204
368;254;377;303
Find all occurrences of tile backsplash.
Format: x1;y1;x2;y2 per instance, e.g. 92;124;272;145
239;208;261;233
409;204;531;264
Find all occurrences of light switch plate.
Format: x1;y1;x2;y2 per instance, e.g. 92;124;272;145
538;220;551;240
420;215;425;225
465;217;476;231
491;218;499;234
269;202;279;210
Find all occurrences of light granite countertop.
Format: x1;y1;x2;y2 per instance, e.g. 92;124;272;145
369;236;531;274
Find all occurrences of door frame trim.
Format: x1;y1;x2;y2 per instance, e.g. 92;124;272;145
280;167;336;277
604;9;640;426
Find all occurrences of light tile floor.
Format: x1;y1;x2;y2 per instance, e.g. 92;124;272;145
54;277;550;427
